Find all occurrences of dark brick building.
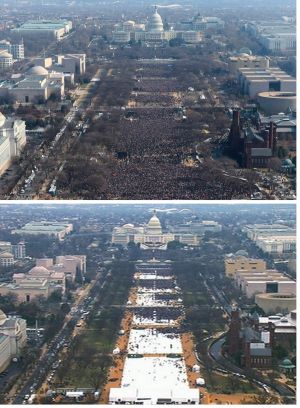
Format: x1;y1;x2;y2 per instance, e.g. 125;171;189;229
228;107;277;168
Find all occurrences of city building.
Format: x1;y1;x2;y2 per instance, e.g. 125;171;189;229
0;334;11;373
255;236;296;255
243;223;296;255
112;211;200;249
12;221;73;240
34;53;86;78
0;65;65;103
0;276;63;303
0;310;26;372
255;293;296;314
36;255;86;281
259;111;296;156
238;67;296;99
0;252;14;267
257;92;296;115
0;50;13;70
0;40;24;60
12;20;72;40
13;265;66;292
246;20;296;53
0;241;12;253
243;223;295;240
229;308;296;371
0;310;26;356
112;6;203;45
227;308;273;369
0;241;26;267
180;14;225;31
228;54;270;75
168;220;222;235
239;276;295;299
228;108;277;168
0;112;26;176
12;241;26;259
224;255;266;278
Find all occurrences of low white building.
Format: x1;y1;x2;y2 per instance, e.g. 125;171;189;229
228;55;270;75
246;20;296;53
34;54;86;77
0;252;14;267
256;236;296;254
12;20;72;40
238;67;296;99
0;50;13;70
0;112;26;175
0;65;65;104
12;221;73;240
0;310;27;372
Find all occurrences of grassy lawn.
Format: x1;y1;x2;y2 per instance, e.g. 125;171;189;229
184;292;210;307
204;372;258;394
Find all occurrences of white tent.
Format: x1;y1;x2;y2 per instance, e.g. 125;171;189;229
196;378;205;386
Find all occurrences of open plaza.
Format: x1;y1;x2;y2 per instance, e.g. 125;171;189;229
104;259;201;404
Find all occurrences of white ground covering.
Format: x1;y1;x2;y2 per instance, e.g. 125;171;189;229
135;273;174;280
136;292;175;307
138;287;176;293
133;314;177;326
121;357;189;389
127;329;183;354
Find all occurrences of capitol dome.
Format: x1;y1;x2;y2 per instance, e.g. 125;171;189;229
147;211;162;234
28;66;49;76
148;6;164;32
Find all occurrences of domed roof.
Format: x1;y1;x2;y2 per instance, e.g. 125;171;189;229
147;211;162;234
148;5;164;32
148;214;161;227
29;266;50;275
28;66;49;76
0;112;6;127
236;250;249;257
281;358;294;367
282;159;294;167
0;251;14;258
0;51;12;58
239;47;252;55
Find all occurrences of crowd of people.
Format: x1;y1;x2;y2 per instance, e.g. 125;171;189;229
104;63;257;199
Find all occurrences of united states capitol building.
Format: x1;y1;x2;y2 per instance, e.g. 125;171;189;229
113;6;205;45
112;211;200;249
